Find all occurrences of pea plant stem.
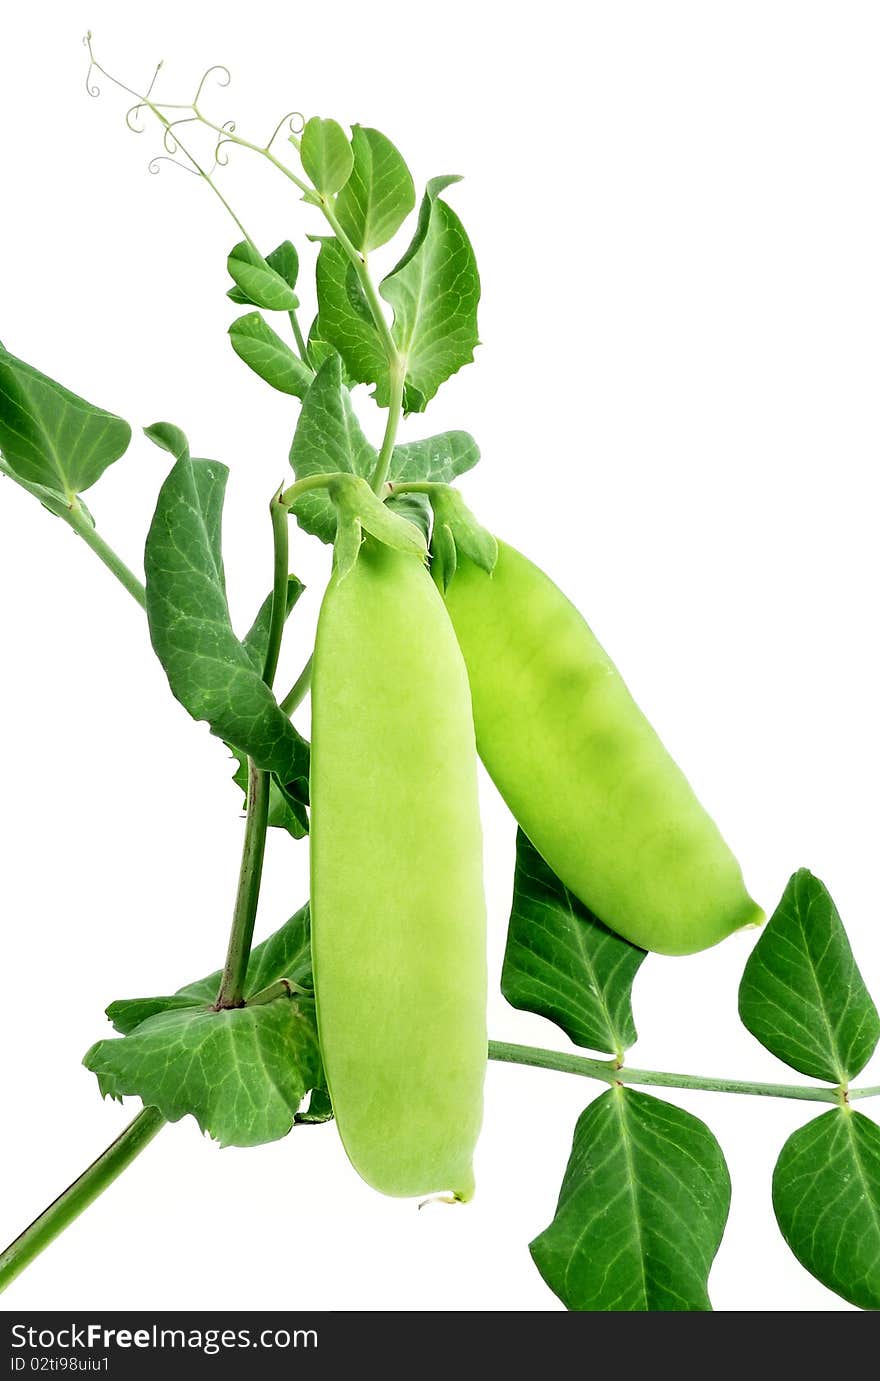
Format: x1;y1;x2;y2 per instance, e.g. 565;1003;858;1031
262;492;290;688
280;654;313;716
214;759;271;1009
0;459;146;609
486;1041;870;1104
371;362;405;495
4;1041;878;1296
0;1106;166;1295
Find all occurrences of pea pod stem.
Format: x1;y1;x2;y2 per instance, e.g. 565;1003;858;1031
262;490;291;688
0;458;146;609
487;1041;880;1104
280;654;313;716
0;1106;165;1295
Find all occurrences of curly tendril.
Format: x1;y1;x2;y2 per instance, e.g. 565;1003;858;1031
213;119;237;167
193;64;231;108
148;155;200;178
267;111;305;149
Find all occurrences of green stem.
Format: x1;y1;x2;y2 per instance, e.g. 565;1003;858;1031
289;308;310;363
370;361;405;494
319;203;399;366
487;1041;874;1104
386;479;445;498
280;654;313;716
279;470;347;510
0;459;146;609
0;1106;165;1294
214;759;271;1009
262;493;290;688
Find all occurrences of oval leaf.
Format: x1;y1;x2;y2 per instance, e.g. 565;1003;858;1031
0;345;130;498
530;1087;731;1311
739;870;880;1083
502;830;646;1057
227;241;298;312
313;238;388;398
144;443;309;808
390;429;480;485
229;312;314;398
773;1107;880;1311
301;116;354;196
227;240;299;305
335;125;415;252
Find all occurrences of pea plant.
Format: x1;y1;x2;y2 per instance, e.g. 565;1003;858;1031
1;37;879;1312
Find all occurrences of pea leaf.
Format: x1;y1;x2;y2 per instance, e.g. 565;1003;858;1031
380;177;480;413
300;116;354;196
296;1086;334;1125
530;1088;731;1311
288;354;378;543
227;240;299;306
106;903;314;1034
390;430;480;485
143;430;309;813
335;125;415;253
85;1001;320;1149
739;870;880;1083
229;313;314;398
85;905;320;1148
230;755;309;839
501;832;646;1058
227;241;298;312
0;344;131;498
773;1108;880;1311
312;238;388;397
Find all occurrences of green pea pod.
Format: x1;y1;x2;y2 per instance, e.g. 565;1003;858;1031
442;540;763;956
310;540;487;1198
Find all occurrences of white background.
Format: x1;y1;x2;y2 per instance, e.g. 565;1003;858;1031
1;1;879;1313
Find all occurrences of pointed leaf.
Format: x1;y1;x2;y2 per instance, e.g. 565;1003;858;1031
773;1108;880;1310
0;345;131;497
288;354;378;543
312;238;388;398
380;178;480;412
301;117;354;196
531;1087;731;1311
227;241;298;311
739;869;880;1083
144;447;309;809
335;125;415;252
502;832;646;1056
229;312;314;398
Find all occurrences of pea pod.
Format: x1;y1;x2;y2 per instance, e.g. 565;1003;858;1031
310;540;487;1198
442;540;762;955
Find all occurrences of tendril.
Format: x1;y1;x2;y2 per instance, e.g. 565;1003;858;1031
266;110;305;150
214;119;237;166
125;103;148;133
148;155;200;178
83;32;101;96
194;64;231;108
164;116;201;155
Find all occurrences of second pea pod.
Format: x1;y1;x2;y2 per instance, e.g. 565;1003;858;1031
442;539;763;956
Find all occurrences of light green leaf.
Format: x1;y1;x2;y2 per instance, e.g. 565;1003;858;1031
531;1088;731;1311
502;831;646;1057
227;241;299;312
107;904;314;1035
288;354;378;543
0;345;131;498
143;439;309;814
739;870;880;1083
335;125;415;253
312;238;388;398
229;313;314;398
227;240;299;306
143;421;189;461
301;117;354;196
380;177;480;412
389;429;480;485
773;1108;880;1310
84;999;320;1148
